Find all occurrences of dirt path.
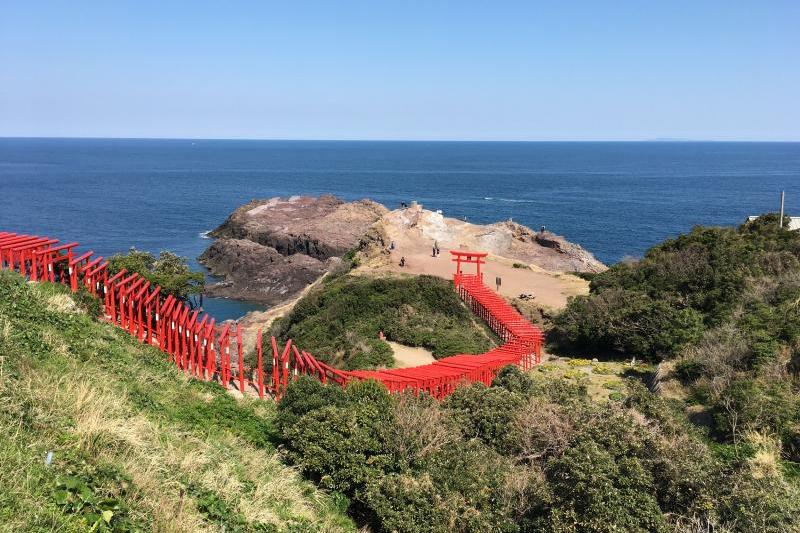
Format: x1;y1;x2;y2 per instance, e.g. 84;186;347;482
387;341;436;367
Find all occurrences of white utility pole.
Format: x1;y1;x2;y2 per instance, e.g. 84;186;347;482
780;191;785;228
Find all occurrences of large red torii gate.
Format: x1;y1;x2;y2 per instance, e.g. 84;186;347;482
450;249;487;286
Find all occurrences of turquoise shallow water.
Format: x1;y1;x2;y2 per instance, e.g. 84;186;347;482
2;138;799;319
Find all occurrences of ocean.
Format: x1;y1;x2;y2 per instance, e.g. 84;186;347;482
2;138;799;320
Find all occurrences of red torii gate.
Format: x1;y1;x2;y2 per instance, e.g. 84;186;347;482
450;250;487;285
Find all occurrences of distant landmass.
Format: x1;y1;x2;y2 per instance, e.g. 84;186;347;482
645;137;706;142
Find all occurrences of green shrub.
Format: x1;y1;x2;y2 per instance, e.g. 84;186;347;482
674;358;706;384
444;383;525;455
712;378;799;449
555;217;800;360
73;285;103;319
423;440;517;532
362;474;455;533
52;467;139;532
283;405;395;494
276;376;346;432
529;373;588;404
545;440;667;532
718;460;800;533
554;289;704;359
281;379;398;495
270;274;494;370
491;365;535;395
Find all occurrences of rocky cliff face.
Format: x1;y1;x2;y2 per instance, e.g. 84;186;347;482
199;195;387;305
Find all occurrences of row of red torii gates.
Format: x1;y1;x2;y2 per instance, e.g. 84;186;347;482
0;232;542;400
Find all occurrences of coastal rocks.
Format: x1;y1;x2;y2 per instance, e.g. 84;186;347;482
199;239;329;303
209;194;387;260
199;195;387;305
500;221;606;273
378;202;605;274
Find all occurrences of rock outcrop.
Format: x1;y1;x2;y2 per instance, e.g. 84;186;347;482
200;196;604;310
374;203;605;274
199;195;387;305
209;194;387;260
500;221;606;273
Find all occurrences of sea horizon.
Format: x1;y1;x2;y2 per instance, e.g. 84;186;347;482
3;136;800;143
3;137;799;319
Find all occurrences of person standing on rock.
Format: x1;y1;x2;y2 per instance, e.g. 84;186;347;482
399;256;406;267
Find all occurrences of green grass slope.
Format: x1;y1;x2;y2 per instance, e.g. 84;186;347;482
0;272;354;533
270;274;496;370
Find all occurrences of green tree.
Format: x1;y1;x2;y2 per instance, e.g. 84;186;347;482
108;248;205;307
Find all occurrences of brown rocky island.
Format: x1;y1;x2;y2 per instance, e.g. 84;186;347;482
199;195;387;305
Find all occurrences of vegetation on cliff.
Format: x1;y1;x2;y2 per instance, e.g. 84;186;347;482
554;214;800;462
108;248;205;307
0;272;353;532
278;369;799;532
270;274;495;369
5;214;800;532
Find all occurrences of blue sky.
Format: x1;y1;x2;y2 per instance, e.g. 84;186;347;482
1;1;798;140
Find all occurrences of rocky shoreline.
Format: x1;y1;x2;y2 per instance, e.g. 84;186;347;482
199;194;605;310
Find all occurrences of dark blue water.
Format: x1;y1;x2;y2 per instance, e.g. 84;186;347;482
2;138;799;319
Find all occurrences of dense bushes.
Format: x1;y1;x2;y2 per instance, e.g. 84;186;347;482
270;217;800;531
270;274;494;369
554;214;800;360
553;214;800;462
554;288;704;357
277;369;799;532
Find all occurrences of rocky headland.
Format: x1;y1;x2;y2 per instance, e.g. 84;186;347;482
200;195;605;312
199;195;387;304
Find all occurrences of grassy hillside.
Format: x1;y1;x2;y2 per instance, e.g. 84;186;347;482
0;272;354;532
270;274;496;369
